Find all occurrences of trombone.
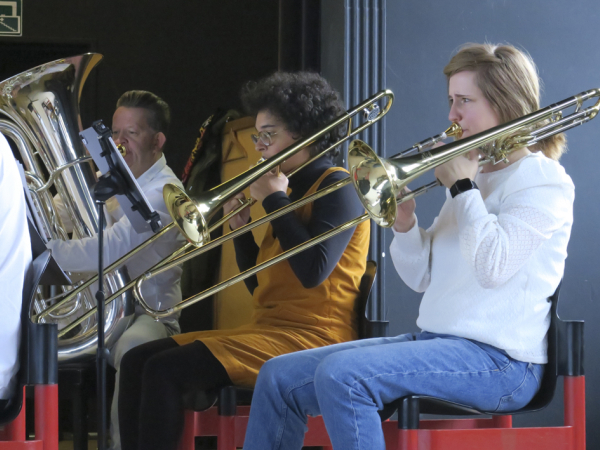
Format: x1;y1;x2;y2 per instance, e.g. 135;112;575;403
51;90;394;334
349;88;600;227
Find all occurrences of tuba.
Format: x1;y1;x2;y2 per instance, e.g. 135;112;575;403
0;54;134;362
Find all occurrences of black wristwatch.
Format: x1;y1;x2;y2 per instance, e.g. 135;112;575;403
450;178;478;198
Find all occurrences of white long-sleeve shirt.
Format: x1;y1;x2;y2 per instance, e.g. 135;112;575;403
390;152;574;364
0;135;32;399
47;155;185;326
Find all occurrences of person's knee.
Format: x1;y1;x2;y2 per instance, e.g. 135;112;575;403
314;352;353;396
256;354;313;399
256;357;287;390
111;334;157;369
110;319;167;369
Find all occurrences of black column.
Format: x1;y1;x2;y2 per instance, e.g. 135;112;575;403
278;0;321;72
322;0;387;322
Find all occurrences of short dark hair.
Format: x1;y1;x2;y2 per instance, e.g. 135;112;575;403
116;90;171;136
240;72;346;158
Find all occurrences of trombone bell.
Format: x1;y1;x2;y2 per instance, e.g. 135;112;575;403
348;140;401;228
163;184;211;246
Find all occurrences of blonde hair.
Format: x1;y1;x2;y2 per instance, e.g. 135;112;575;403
443;43;566;160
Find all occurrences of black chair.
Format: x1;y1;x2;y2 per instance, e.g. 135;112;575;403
178;260;383;450
0;250;59;449
382;282;586;450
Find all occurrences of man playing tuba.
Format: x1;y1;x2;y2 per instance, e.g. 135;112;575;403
46;90;185;450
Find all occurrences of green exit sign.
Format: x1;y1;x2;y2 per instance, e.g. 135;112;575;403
0;0;22;36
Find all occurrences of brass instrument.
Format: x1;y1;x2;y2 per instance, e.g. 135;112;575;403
349;89;600;227
57;90;394;334
0;54;133;362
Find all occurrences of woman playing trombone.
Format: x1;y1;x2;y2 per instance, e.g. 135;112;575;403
117;72;370;450
242;43;575;450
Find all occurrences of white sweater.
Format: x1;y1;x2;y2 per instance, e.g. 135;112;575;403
390;152;574;364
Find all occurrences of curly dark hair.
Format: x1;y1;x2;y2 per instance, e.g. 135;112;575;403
240;72;347;158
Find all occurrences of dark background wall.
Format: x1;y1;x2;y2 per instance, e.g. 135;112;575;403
0;0;280;178
373;0;599;446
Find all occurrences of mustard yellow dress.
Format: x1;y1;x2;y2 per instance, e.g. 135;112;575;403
172;166;370;387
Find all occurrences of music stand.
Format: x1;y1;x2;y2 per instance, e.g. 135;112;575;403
80;120;162;450
28;216;72;286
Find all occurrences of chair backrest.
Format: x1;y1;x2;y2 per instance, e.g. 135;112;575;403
517;284;561;411
515;281;584;413
0;250;56;425
354;260;380;339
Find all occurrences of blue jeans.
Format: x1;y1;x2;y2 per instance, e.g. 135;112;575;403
243;332;544;450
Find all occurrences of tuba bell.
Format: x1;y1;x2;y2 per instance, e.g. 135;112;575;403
0;54;135;362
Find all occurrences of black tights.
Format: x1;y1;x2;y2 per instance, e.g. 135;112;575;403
118;338;232;450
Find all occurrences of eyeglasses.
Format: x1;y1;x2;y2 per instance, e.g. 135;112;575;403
251;130;278;146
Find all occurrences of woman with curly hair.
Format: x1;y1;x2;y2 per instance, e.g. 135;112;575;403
117;72;370;450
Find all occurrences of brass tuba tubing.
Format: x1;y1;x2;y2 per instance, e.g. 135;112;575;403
27;156;94;193
0;53;140;361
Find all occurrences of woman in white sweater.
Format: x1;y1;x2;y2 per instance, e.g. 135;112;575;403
242;43;575;450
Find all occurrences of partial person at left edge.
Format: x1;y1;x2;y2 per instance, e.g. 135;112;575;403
0;133;32;411
45;90;186;450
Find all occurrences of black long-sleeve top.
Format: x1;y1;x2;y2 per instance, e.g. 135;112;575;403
233;156;365;294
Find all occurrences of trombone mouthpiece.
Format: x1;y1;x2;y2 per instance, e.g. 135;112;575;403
444;123;463;139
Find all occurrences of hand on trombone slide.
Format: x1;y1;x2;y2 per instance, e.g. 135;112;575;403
392;187;417;234
223;192;252;230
